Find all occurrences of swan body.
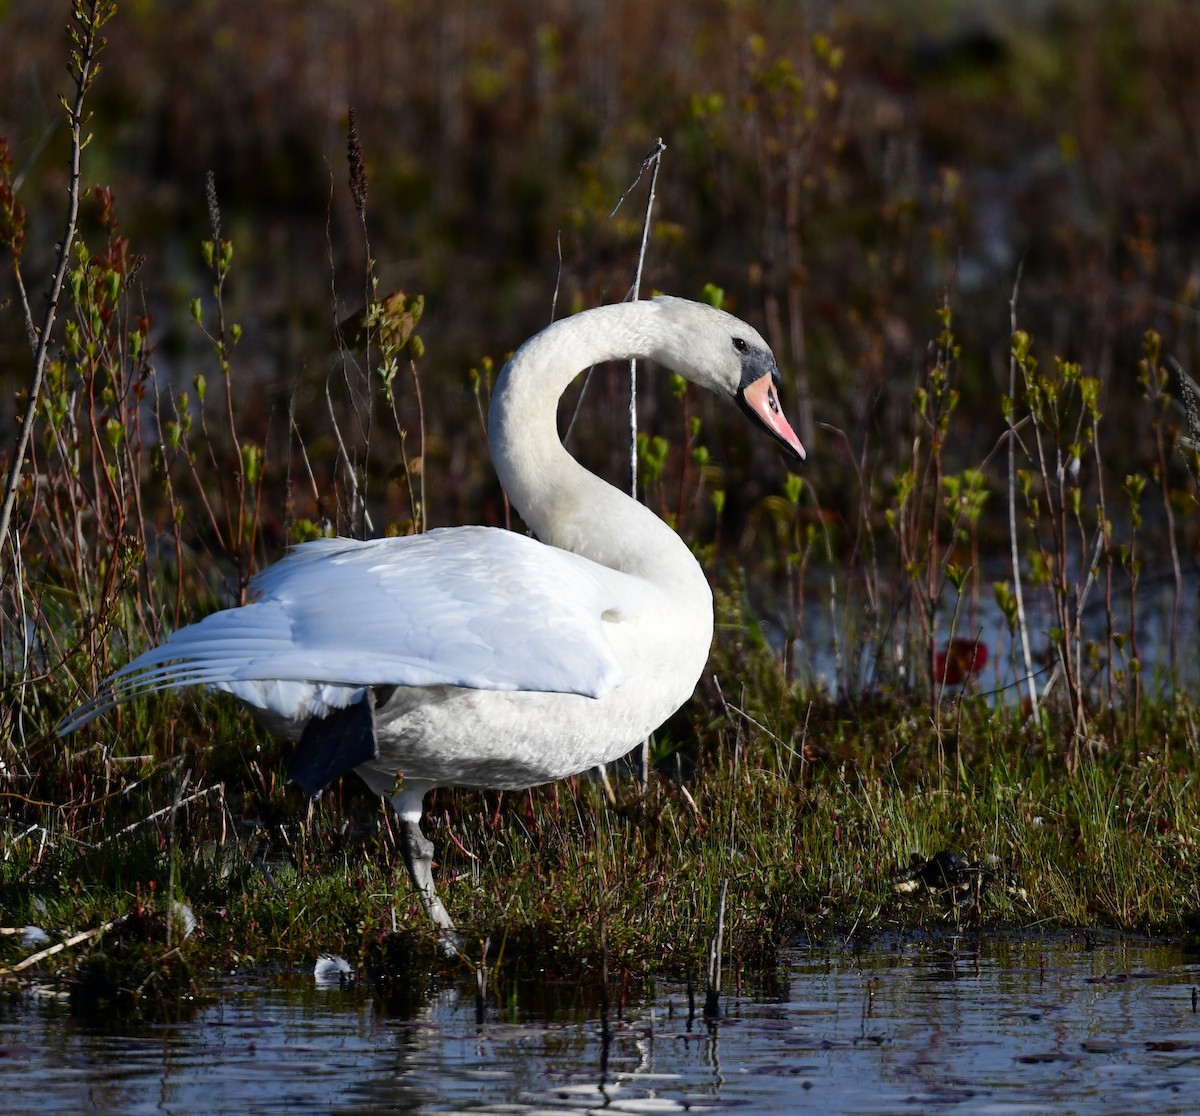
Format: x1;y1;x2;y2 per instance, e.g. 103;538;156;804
60;295;805;944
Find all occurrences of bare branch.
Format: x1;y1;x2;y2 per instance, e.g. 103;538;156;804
0;1;116;572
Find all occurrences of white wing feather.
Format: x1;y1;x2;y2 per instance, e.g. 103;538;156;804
59;526;632;731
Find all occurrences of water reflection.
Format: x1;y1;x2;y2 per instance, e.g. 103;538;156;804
1;935;1198;1114
782;564;1200;701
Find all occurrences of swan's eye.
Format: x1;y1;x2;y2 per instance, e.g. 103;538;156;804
732;337;748;353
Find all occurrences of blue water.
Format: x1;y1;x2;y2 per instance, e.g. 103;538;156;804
2;935;1197;1114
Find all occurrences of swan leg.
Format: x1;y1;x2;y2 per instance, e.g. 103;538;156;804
400;818;461;951
393;785;461;954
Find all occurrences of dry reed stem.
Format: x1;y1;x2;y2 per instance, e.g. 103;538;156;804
1006;265;1040;720
98;784;222;846
0;2;115;569
0;914;129;978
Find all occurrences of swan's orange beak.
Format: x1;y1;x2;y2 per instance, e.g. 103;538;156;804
740;373;806;462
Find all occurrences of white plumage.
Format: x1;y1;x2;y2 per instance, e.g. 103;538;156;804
59;527;628;727
60;295;806;945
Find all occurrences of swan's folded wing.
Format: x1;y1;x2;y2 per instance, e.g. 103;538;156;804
58;527;631;731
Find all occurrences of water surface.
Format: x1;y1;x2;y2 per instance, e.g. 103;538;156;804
2;935;1197;1114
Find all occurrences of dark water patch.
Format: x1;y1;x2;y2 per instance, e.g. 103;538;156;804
1;935;1200;1113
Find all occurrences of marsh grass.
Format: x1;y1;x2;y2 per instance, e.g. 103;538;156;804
4;668;1199;1018
3;2;1200;1017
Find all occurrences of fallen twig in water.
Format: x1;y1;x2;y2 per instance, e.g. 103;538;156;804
0;914;130;977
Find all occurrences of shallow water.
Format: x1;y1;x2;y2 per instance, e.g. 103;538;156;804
2;935;1198;1114
782;562;1200;701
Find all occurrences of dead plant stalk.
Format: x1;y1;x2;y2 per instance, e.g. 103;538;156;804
0;1;116;572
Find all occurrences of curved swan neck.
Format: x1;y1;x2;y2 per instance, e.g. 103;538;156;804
487;301;701;577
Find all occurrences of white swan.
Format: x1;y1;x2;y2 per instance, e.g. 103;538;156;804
59;295;805;944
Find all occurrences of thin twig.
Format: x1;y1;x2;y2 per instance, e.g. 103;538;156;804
0;2;115;571
98;785;221;846
551;230;563;324
322;160;370;538
166;769;191;951
0;914;129;977
608;138;667;222
621;140;666;790
1007;263;1040;720
712;675;742;854
623;137;666;500
704;878;728;1017
348;109;376;538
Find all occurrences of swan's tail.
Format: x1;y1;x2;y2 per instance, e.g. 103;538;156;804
55;601;332;734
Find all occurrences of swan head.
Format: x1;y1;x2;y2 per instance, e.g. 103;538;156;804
650;296;806;463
